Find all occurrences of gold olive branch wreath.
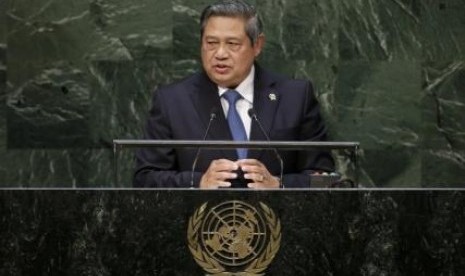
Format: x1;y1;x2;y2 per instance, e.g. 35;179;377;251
187;201;281;276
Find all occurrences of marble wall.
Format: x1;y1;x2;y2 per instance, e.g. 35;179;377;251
1;0;464;187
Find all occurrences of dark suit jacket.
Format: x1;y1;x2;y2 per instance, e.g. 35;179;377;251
134;65;334;188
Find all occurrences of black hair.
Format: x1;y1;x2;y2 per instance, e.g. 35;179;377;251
200;0;263;45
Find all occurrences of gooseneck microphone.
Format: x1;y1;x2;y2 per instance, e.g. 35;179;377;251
190;108;218;188
248;108;284;188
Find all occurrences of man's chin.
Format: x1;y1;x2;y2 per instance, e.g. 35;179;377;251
211;76;235;88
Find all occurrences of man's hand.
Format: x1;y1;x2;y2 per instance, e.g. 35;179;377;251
199;159;238;189
237;159;280;189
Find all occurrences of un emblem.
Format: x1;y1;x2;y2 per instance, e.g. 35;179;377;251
187;200;281;275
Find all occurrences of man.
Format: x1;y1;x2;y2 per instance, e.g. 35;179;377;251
134;0;334;188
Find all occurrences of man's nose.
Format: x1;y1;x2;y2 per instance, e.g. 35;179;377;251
214;44;229;59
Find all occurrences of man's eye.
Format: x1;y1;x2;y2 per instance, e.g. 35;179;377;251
228;42;241;50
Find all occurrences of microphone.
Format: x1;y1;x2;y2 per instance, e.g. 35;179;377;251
190;108;218;188
248;108;284;188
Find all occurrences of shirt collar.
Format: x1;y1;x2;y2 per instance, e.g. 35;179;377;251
218;65;255;103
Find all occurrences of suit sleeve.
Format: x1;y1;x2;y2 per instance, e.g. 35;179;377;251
282;80;335;188
133;88;200;188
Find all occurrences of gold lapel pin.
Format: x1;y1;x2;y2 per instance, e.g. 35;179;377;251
268;92;277;101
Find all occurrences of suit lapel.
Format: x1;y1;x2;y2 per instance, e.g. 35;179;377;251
248;66;280;160
190;71;237;160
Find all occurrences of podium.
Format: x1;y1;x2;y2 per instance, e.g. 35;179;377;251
1;189;464;275
113;139;360;187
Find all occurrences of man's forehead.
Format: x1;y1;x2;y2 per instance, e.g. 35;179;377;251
204;17;247;33
204;15;247;25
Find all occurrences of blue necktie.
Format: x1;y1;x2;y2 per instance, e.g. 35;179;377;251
223;90;248;159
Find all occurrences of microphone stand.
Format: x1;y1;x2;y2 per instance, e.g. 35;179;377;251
190;110;217;188
248;108;285;188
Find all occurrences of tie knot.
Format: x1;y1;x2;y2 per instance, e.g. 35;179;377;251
223;90;242;104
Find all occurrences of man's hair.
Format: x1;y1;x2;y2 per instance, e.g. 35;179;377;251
200;0;263;45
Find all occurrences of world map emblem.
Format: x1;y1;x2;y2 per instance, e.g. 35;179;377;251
187;200;281;275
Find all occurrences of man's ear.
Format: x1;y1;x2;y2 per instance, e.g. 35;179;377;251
254;34;265;57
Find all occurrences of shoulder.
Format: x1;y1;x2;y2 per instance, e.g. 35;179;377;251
149;71;213;106
156;71;204;94
256;65;313;90
256;66;317;106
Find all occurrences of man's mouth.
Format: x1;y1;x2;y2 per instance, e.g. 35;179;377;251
214;64;230;74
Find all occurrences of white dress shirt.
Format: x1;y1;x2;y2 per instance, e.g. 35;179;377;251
218;66;254;139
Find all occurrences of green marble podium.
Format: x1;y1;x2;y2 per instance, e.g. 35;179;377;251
1;189;464;275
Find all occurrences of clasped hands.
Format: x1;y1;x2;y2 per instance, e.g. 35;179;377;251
199;159;280;189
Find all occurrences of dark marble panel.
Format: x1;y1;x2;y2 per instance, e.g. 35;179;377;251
292;61;338;131
289;62;361;182
0;0;6;150
89;148;134;188
7;0;172;75
420;0;465;61
6;0;172;148
0;149;90;187
86;0;172;61
88;59;172;148
7;63;91;148
334;61;421;150
172;0;209;79
419;61;465;183
257;0;339;74
6;0;96;148
7;1;101;84
0;0;5;44
333;61;423;186
0;61;5;151
4;0;173;182
0;148;138;188
338;0;421;61
421;150;465;187
1;190;464;275
359;148;421;187
422;61;465;151
85;59;174;186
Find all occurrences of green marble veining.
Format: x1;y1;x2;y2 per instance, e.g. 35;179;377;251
334;61;422;149
421;0;465;61
423;62;465;150
0;149;89;187
7;64;90;148
2;0;465;186
338;0;422;61
1;0;6;151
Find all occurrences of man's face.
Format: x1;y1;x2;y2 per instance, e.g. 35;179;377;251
201;16;264;88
